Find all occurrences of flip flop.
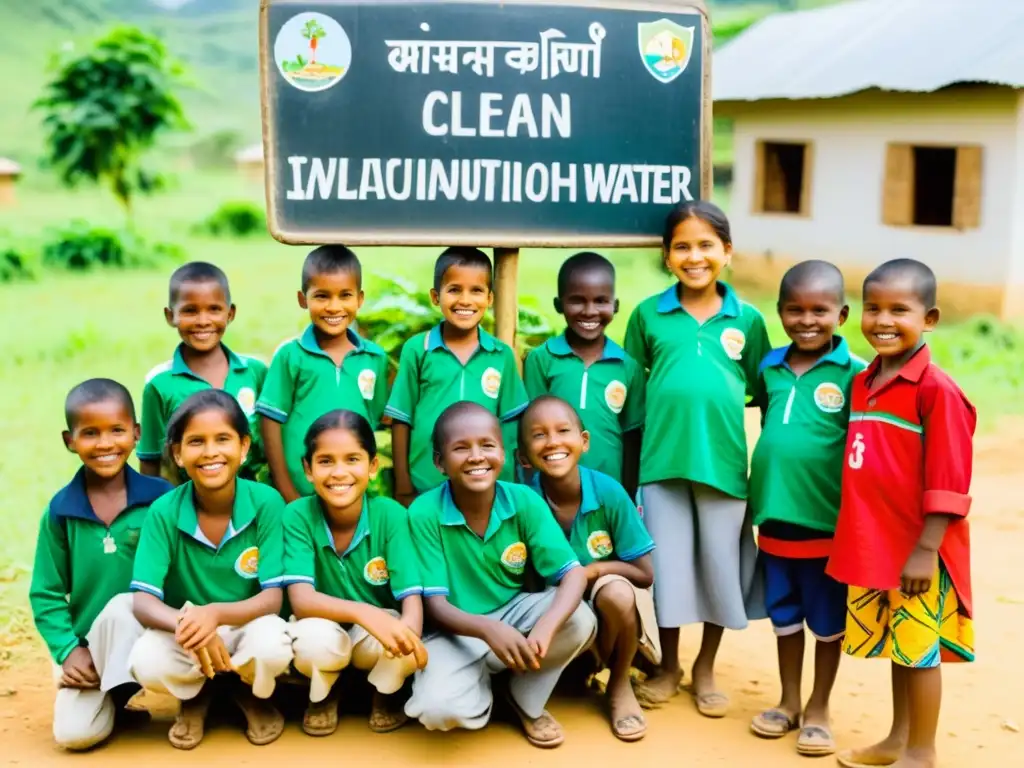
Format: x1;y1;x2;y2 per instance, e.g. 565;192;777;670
233;689;285;746
167;692;211;751
835;750;895;768
796;723;836;757
368;692;409;734
506;695;565;749
611;713;648;742
750;708;799;739
693;690;729;719
302;697;339;737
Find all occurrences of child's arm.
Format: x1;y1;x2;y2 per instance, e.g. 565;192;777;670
391;422;415;506
137;379;165;477
400;594;423;637
260;417;301;502
621;430;642;500
620;356;646;499
623;305;650;373
384;339;422;505
584;554;654;590
526;566;588;659
743;312;773;408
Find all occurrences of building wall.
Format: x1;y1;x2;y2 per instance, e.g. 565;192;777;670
720;88;1019;313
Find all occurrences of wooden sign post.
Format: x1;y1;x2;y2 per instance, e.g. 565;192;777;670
260;0;712;348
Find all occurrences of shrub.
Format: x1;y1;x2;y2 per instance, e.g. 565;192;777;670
194;201;266;238
0;243;40;283
42;220;184;271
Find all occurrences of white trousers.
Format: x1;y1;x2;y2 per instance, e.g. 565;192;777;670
51;593;143;750
128;614;293;701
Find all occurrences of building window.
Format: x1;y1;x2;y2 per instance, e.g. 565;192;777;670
753;140;811;215
882;143;983;229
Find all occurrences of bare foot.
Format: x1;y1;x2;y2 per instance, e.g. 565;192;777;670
368;691;409;733
633;667;682;709
233;688;285;746
837;736;906;767
607;677;646;742
168;690;212;750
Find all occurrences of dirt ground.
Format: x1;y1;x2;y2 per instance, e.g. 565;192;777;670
2;427;1022;766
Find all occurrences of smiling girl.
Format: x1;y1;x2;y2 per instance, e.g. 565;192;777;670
127;390;293;750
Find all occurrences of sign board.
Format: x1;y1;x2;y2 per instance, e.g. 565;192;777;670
260;0;710;246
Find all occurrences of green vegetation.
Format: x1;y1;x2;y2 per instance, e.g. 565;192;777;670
42;220;183;271
194;200;266;237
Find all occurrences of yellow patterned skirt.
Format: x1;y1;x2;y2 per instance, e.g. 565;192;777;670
844;564;974;668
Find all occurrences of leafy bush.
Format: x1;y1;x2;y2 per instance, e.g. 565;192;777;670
194;201;267;238
0;243;40;283
42;220;184;271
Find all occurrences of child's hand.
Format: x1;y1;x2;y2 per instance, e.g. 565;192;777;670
901;545;938;596
582;563;603;586
191;633;233;676
361;608;429;668
483;622;540;672
526;618;557;660
176;603;220;650
60;646;100;689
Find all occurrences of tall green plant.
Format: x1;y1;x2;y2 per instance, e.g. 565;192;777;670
301;19;327;64
35;26;189;218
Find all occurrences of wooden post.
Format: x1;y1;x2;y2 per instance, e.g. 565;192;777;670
493;247;520;355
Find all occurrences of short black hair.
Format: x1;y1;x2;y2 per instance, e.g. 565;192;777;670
662;200;732;249
168;261;231;306
301;245;363;293
864;258;937;308
517;395;584;446
779;260;846;304
433;247;492;293
165;389;250;450
64;378;136;430
431;401;499;456
557;252;615;298
303;409;377;464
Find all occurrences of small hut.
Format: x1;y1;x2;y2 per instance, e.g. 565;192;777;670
0;158;22;207
235;144;265;183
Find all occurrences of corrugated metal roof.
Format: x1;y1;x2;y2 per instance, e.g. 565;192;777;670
714;0;1024;102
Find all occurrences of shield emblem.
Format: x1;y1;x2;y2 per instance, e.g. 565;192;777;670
638;19;695;84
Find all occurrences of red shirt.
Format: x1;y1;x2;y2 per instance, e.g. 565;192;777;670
826;347;976;615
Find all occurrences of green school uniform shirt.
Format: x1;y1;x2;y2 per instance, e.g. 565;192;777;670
384;325;529;492
130;479;286;609
408;481;581;615
624;282;771;499
29;467;172;664
139;344;268;480
749;338;867;533
523;334;645;482
283;495;422;610
256;327;388;496
527;466;654;566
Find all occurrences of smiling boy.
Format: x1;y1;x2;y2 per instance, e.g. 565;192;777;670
385;247;528;505
256;246;388;501
523;252;644;491
139;262;267;482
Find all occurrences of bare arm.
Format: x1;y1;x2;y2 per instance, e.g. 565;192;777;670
133;591;181;632
424;594;503;641
391;422;415;506
209;588;283;627
139;459;163;478
585;553;654;590
535;565;588;631
400;594;424;637
261;416;301;503
621;428;642;501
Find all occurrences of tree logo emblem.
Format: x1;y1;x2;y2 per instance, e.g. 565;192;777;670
274;13;352;93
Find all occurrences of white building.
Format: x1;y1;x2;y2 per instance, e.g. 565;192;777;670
714;0;1024;317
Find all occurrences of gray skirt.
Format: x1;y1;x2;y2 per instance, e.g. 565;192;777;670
641;480;766;630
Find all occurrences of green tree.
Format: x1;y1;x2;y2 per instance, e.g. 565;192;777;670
35;26;188;218
302;19;326;64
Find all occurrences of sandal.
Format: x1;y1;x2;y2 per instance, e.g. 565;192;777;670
167;690;212;750
303;697;339;737
611;713;647;742
750;708;799;739
233;688;285;746
796;723;837;756
693;689;729;718
506;695;565;749
368;691;409;734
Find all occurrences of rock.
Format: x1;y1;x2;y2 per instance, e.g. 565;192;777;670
1001;719;1019;733
0;688;14;697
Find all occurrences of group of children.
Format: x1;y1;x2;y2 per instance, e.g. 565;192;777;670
29;200;975;768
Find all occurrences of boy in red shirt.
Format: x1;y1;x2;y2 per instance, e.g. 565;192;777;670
828;259;975;768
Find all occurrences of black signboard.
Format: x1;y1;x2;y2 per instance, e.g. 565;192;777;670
260;0;710;246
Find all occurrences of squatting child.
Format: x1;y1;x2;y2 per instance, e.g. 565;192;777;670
257;245;388;502
30;379;172;750
403;402;596;748
520;395;657;742
139;262;267;483
523;252;645;492
829;259;976;768
748;261;865;757
386;247;527;506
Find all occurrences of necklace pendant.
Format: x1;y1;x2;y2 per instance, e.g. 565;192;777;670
103;534;117;554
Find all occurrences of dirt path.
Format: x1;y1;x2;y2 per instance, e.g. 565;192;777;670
3;430;1022;766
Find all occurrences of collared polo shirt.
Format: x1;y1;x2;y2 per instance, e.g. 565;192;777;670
282;495;422;609
523;334;645;482
385;325;528;492
408;481;580;615
131;479;286;609
750;338;867;550
29;467;172;663
527;466;654;566
139;344;268;479
256;326;388;496
624;282;770;498
826;347;976;615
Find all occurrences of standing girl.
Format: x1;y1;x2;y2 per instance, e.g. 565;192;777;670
625;201;768;717
284;410;428;737
128;390;293;750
